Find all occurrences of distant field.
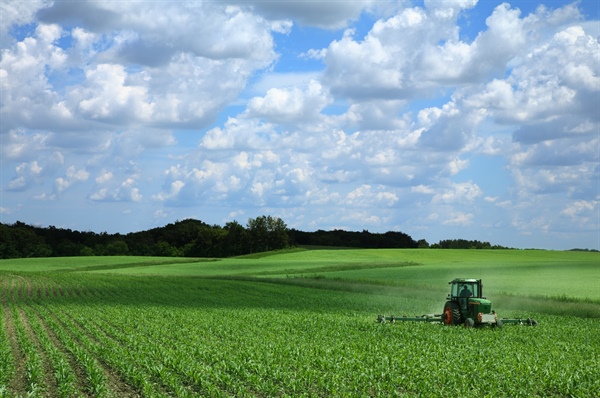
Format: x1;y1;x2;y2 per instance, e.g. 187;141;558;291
2;249;597;300
1;249;598;396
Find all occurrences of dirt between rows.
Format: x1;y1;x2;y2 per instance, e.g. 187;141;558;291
56;309;142;398
1;275;141;397
1;278;28;397
17;306;59;396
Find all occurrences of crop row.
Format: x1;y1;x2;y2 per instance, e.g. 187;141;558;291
1;272;599;397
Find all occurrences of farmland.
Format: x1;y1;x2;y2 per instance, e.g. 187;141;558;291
0;249;599;397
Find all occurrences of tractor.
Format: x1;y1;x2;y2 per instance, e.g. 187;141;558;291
377;278;538;328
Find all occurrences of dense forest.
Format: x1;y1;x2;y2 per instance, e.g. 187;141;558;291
0;217;514;259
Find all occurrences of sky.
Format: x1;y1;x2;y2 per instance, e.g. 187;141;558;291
1;0;599;250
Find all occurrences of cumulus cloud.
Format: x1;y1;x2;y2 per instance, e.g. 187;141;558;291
467;26;598;131
0;0;46;47
321;2;585;101
442;212;474;226
55;166;88;193
1;0;598;249
89;177;142;203
246;80;332;124
7;161;44;191
1;1;278;136
5;151;65;192
432;182;482;204
74;64;153;123
346;184;399;207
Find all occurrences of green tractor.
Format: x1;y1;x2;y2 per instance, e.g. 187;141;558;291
444;278;500;328
377;278;538;328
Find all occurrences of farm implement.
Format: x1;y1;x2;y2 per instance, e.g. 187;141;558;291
377;278;538;328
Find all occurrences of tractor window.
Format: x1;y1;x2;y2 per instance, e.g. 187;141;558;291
453;283;478;298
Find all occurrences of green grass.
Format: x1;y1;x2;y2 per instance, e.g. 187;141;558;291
0;256;207;272
1;249;598;318
6;248;592;300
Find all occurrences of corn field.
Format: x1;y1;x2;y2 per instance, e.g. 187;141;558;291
1;271;599;397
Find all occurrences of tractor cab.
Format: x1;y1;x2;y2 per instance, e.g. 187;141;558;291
449;279;481;299
444;278;495;326
448;279;482;309
448;278;482;299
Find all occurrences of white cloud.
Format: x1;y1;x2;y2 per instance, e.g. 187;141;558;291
432;182;482;204
468;25;598;129
562;200;596;218
412;185;435;195
322;2;587;102
1;0;597;249
6;156;62;192
1;1;279;136
346;184;399;207
90;176;142;203
0;0;46;47
246;80;331;124
442;212;474;226
75;64;153;123
446;157;470;175
54;165;89;195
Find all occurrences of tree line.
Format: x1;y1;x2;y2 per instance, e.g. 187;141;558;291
0;216;289;259
0;218;517;260
288;229;418;249
426;239;511;250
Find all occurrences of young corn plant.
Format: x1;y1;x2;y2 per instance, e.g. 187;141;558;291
11;307;44;397
0;307;14;396
23;306;78;398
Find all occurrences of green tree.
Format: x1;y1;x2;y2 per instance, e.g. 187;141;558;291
247;215;289;253
105;240;130;256
266;216;289;250
153;241;180;257
223;220;249;256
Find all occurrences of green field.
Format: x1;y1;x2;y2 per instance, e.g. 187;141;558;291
1;249;599;397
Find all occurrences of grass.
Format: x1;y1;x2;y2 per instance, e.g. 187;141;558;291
0;256;206;272
4;248;592;300
1;249;598;315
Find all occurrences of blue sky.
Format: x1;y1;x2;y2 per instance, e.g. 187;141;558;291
1;0;598;250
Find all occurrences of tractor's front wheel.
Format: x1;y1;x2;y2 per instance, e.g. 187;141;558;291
443;301;462;325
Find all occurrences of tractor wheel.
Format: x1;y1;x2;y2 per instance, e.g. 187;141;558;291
464;318;475;328
494;319;503;329
528;318;538;326
443;301;462;325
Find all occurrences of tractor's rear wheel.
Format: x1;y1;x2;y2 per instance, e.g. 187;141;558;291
443;301;462;325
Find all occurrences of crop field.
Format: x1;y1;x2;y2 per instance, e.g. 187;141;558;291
0;249;599;397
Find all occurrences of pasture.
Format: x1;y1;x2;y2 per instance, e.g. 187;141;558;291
0;249;599;397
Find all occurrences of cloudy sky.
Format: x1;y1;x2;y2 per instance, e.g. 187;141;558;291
1;0;598;250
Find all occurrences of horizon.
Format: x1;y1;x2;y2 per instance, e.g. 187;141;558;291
1;0;599;251
6;217;600;251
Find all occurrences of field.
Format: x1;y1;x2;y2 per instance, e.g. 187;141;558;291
0;249;598;397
